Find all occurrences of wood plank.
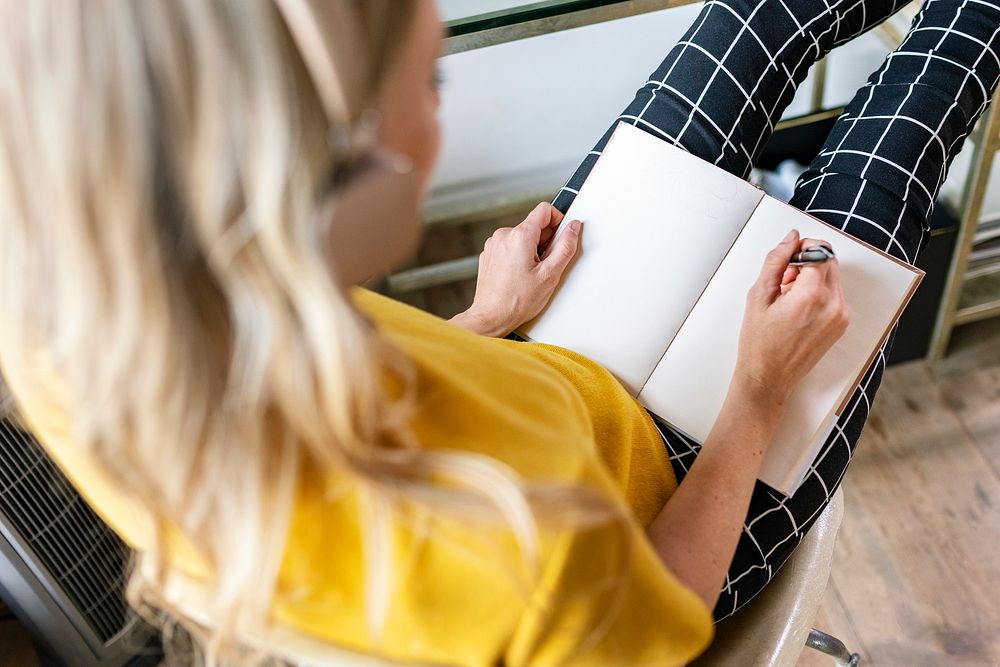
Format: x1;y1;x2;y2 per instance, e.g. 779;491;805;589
933;361;1000;482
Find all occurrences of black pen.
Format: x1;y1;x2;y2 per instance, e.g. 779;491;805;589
789;244;835;266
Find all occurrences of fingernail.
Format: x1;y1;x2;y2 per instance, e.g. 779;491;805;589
783;229;797;242
570;219;582;232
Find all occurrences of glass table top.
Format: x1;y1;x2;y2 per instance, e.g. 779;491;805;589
441;0;638;36
439;0;692;52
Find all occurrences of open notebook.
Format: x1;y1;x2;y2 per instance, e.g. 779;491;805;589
518;122;923;495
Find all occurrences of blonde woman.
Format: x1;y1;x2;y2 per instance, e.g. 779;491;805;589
2;0;998;665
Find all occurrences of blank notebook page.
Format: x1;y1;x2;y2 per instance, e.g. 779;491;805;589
520;122;764;395
640;196;920;491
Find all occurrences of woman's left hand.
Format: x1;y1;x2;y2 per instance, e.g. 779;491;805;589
449;202;582;337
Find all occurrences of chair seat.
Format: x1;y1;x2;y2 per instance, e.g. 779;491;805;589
690;487;845;667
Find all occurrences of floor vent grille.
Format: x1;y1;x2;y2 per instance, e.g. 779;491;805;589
0;416;131;643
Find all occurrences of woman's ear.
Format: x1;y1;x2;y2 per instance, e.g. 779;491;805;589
323;156;424;286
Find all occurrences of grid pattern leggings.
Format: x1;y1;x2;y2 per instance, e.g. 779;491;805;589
551;0;1000;620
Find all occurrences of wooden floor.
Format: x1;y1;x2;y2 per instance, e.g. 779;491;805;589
797;316;1000;667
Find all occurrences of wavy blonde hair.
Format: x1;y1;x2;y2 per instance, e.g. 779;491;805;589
0;1;625;664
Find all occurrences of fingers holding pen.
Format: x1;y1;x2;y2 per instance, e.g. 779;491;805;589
786;236;850;335
788;237;834;288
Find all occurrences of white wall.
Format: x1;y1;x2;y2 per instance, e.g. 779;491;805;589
430;6;981;215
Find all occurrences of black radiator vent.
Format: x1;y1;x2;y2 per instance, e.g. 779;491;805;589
0;415;131;643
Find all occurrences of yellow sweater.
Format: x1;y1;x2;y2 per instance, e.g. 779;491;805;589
11;288;712;666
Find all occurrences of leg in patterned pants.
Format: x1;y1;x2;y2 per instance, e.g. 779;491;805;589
552;0;1000;620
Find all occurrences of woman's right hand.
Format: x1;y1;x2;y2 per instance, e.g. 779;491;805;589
734;229;851;407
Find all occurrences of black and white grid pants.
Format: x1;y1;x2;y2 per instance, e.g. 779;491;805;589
551;0;1000;620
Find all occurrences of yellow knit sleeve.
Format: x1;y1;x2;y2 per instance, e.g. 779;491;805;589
504;498;714;666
